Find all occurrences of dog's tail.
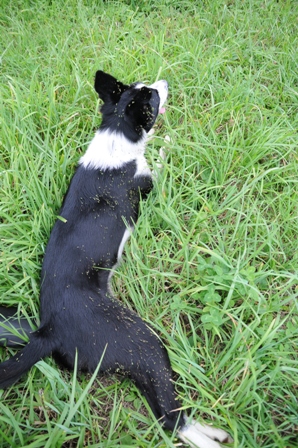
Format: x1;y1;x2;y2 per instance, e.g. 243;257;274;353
0;308;52;389
0;306;34;347
0;336;50;389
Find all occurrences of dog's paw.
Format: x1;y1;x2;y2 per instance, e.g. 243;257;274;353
157;134;171;167
152;134;171;179
164;134;171;144
147;128;155;142
179;419;233;448
192;421;233;444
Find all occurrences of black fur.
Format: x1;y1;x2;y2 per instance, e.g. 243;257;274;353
0;306;33;347
0;71;185;431
95;71;161;140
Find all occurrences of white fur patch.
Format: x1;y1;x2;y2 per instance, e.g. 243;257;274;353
79;129;147;171
179;420;233;448
117;227;133;262
107;226;133;286
150;80;168;109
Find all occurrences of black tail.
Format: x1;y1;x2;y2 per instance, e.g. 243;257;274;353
0;314;52;389
0;306;34;347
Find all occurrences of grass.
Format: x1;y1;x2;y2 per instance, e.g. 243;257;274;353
0;0;297;446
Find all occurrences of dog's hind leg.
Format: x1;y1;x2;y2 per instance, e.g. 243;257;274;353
123;331;233;446
131;365;233;448
130;363;185;431
132;364;233;447
117;323;232;446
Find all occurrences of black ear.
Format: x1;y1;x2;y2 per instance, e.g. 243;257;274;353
125;87;160;115
94;70;128;104
125;87;160;132
133;86;154;104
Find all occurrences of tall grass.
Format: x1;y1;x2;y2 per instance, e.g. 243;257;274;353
0;0;297;447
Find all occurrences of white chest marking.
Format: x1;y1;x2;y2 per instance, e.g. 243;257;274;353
80;129;148;171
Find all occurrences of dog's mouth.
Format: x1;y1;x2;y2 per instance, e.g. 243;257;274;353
159;107;166;114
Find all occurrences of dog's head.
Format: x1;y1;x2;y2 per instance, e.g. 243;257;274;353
94;70;168;142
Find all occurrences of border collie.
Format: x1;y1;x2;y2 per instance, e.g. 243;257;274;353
0;71;232;448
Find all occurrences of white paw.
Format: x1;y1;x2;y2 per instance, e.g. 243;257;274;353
156;134;171;168
179;419;233;448
193;421;233;444
147;128;155;141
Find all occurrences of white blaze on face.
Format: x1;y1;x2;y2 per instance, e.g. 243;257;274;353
149;80;168;112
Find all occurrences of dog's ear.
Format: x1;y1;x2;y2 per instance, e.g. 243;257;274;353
125;87;160;132
94;70;128;104
133;86;156;105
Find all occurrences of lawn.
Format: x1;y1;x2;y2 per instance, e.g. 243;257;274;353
0;0;297;447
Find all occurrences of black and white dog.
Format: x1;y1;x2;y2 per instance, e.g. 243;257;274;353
0;71;232;448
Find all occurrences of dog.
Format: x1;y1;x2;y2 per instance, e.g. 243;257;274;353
0;71;232;447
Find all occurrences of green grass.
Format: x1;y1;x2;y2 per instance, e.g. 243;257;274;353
0;0;297;446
